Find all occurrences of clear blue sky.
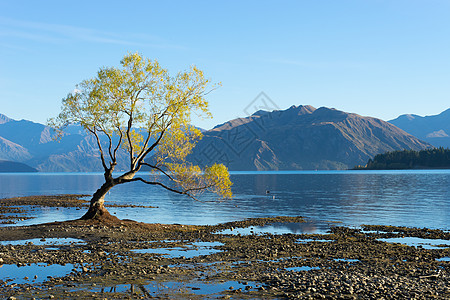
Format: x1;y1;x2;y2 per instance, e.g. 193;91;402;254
1;0;449;129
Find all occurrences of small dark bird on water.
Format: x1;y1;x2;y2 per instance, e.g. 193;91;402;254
266;190;270;194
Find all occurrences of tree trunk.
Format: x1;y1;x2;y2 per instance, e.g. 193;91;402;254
80;181;115;220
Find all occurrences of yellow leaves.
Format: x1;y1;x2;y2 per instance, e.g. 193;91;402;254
166;162;233;200
156;124;202;162
123;129;144;154
203;164;233;199
167;163;202;189
51;51;215;142
49;52;232;201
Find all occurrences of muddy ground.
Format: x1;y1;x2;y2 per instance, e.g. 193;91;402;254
0;195;449;299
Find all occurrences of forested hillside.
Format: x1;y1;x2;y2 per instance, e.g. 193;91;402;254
355;148;450;170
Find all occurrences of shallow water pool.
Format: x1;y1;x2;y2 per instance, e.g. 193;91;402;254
377;237;450;249
0;263;80;284
131;242;223;258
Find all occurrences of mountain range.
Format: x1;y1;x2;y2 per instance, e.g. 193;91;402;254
389;108;450;148
188;105;431;170
0;114;128;172
1;105;448;172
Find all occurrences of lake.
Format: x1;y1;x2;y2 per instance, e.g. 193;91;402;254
0;170;449;233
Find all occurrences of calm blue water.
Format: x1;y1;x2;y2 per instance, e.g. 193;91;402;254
0;170;449;232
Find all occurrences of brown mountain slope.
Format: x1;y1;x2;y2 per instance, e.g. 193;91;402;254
189;105;431;170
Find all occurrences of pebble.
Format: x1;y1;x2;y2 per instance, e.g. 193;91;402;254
0;216;448;299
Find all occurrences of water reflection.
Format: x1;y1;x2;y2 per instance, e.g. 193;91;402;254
377;237;450;249
218;222;329;235
0;237;84;246
228;171;450;230
0;263;78;284
132;242;223;258
0;171;449;230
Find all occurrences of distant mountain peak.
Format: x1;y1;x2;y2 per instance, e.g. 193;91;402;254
252;104;316;117
252;110;270;117
190;105;430;171
389;108;450;148
404;114;417;121
286;104;316;114
0;113;12;124
312;106;350;120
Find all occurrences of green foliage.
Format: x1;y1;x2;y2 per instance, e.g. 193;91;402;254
49;52;232;202
356;147;450;170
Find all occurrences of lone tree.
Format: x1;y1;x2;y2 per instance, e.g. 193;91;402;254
49;53;232;220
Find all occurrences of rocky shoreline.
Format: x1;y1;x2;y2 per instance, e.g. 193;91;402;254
0;195;449;299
